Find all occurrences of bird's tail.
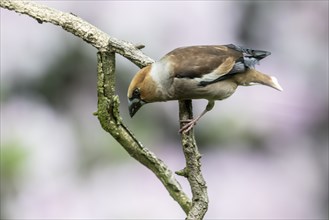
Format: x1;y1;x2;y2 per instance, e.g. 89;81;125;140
235;68;283;91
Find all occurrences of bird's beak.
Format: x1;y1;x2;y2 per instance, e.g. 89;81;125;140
128;98;146;117
269;76;284;91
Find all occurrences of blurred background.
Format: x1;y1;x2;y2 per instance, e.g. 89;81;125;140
1;1;328;219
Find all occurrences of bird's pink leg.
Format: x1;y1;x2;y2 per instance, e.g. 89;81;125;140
179;109;208;134
179;100;215;134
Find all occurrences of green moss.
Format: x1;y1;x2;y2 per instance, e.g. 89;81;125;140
0;142;28;180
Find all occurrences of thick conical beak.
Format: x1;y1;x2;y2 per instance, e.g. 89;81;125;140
128;98;145;117
269;76;283;91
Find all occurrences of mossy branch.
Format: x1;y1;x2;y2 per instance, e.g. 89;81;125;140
1;0;209;218
96;52;191;214
178;100;209;219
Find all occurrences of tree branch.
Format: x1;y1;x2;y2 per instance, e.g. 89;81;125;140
0;0;153;68
1;0;209;218
178;100;209;220
96;52;191;213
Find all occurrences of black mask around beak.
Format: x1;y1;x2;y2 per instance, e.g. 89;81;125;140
128;98;146;117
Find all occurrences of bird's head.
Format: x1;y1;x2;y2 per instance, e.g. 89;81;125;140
127;65;158;117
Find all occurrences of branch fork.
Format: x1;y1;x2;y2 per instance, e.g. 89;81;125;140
1;1;209;219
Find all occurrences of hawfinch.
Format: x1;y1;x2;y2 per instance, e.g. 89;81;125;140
128;44;283;133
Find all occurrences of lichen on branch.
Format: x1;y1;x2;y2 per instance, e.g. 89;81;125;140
1;1;209;218
179;100;209;220
96;52;191;214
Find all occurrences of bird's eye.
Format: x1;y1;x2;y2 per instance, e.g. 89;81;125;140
132;88;140;98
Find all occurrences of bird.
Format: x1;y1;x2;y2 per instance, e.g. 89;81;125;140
127;44;283;133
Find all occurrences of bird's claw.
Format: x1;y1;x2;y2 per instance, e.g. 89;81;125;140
179;119;197;134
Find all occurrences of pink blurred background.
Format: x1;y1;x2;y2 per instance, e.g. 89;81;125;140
1;1;328;219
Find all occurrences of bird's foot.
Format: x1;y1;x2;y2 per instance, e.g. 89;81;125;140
179;118;198;134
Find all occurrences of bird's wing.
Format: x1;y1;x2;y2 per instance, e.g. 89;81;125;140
163;44;271;86
164;45;241;79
